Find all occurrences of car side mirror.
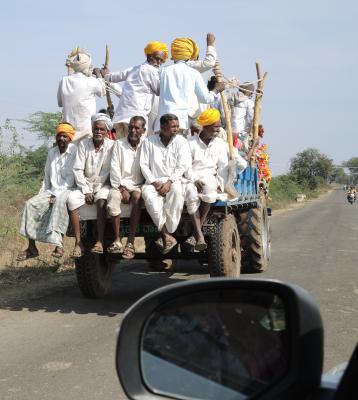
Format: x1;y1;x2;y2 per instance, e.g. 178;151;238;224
116;279;323;400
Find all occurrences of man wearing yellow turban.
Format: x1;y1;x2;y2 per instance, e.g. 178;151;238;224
17;123;77;261
156;34;224;136
103;41;168;138
183;109;229;250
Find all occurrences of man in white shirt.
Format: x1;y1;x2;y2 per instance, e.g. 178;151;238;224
140;114;191;254
17;123;77;261
68;114;114;257
156;37;225;136
57;48;106;142
231;82;255;151
106;116;146;259
185;109;229;250
103;41;168;138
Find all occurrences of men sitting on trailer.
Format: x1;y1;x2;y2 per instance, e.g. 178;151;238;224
106;116;146;259
184;109;229;250
156;37;225;137
57;48;106;142
103;41;168;138
140;113;191;254
67;113;114;258
17;123;77;261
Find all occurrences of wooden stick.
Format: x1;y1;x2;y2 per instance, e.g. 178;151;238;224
213;60;234;160
250;62;267;167
104;45;114;114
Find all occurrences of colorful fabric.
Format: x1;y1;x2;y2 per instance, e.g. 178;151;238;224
56;123;75;141
197;108;221;126
171;38;199;61
144;41;168;61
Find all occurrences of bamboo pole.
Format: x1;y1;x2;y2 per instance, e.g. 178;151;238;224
250;62;267;167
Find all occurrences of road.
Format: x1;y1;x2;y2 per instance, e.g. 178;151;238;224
1;189;357;399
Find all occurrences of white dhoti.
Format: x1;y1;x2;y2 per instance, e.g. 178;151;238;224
142;181;184;233
67;186;111;211
185;175;226;215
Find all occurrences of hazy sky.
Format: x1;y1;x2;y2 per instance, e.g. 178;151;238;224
1;0;357;174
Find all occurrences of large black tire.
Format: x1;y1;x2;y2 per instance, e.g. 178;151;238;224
75;252;114;298
239;195;271;273
207;214;241;277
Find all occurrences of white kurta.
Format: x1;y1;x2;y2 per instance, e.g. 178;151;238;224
110;137;144;191
68;138;114;211
231;93;254;143
156;61;218;130
20;144;77;246
140;134;191;233
185;135;229;213
105;62;160;124
57;73;106;141
43;143;77;196
187;45;217;73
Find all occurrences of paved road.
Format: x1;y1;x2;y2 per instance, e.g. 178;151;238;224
1;189;357;399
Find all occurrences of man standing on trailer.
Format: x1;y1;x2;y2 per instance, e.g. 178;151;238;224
156;37;225;137
57;48;106;142
103;41;168;138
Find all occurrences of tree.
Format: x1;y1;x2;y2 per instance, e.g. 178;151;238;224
290;148;333;189
329;166;348;184
343;157;358;185
21;111;62;144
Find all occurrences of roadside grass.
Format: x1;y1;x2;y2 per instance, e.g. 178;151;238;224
268;175;331;210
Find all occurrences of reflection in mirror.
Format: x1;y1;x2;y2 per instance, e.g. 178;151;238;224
141;289;288;400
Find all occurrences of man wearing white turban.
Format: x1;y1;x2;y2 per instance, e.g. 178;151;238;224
57;48;106;142
67;113;114;257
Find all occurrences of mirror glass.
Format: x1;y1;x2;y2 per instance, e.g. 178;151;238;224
140;289;289;400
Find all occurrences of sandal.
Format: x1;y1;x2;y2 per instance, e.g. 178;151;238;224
161;238;177;255
70;244;84;259
195;238;207;252
91;242;104;254
16;248;39;262
107;241;123;254
122;243;135;260
185;236;196;247
155;237;164;250
51;247;64;258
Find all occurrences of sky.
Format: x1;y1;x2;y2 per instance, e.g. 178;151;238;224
0;0;357;175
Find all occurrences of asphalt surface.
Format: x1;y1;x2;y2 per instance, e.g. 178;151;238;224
1;188;357;399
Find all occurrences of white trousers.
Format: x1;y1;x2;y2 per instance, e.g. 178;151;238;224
142;181;184;233
67;186;110;211
185;175;220;215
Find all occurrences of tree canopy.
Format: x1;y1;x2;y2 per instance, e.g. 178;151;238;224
289;148;334;189
21;111;62;144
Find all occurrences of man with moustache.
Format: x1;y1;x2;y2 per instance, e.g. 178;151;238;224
17;123;77;260
140;113;191;254
103;41;168;138
67;113;114;257
106;116;146;259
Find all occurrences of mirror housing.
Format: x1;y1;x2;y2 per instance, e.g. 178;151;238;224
116;279;323;400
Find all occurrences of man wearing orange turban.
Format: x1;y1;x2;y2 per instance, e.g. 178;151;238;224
17;123;77;261
184;109;229;250
157;34;224;136
103;41;168;138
